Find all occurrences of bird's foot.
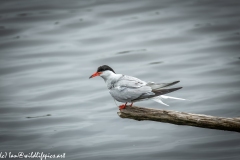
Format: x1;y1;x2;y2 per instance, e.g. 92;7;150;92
119;104;126;110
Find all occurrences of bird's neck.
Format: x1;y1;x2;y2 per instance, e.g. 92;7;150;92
103;73;122;82
100;71;118;81
102;73;122;89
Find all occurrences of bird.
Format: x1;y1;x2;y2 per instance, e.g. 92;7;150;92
89;65;185;110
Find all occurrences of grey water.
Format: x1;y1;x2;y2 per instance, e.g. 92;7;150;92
0;0;240;159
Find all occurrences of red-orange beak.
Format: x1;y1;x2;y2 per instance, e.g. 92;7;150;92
89;72;102;79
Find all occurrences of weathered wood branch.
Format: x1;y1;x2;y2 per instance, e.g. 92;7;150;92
117;105;240;133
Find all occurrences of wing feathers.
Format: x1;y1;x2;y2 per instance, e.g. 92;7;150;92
109;75;183;104
152;87;182;95
146;81;180;90
132;87;182;102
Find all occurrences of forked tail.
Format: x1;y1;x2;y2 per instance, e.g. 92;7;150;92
152;95;186;106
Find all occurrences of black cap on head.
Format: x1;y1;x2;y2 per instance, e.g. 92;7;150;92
97;65;115;73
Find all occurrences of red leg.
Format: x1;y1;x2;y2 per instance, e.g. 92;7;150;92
130;102;133;107
119;102;127;110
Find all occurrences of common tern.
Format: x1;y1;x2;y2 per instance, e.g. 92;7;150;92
89;65;185;110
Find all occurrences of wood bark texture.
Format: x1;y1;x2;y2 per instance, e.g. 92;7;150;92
117;105;240;133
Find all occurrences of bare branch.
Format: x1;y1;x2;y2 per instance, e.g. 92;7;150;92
117;106;240;133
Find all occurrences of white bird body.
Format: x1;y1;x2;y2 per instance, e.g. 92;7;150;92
89;65;185;109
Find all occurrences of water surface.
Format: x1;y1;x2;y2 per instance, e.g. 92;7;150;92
0;0;240;160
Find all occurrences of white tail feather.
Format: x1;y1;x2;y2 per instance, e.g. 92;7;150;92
151;97;169;106
151;95;186;106
160;95;186;100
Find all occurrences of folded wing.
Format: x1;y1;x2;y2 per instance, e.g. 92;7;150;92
146;81;180;90
109;75;152;102
109;75;182;103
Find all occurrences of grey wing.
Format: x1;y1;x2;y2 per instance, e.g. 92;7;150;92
109;75;153;102
146;81;180;90
132;87;182;102
109;86;153;102
117;75;147;88
132;81;182;102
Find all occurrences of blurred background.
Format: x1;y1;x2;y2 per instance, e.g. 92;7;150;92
0;0;240;159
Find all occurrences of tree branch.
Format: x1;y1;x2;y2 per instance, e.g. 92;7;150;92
117;105;240;133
